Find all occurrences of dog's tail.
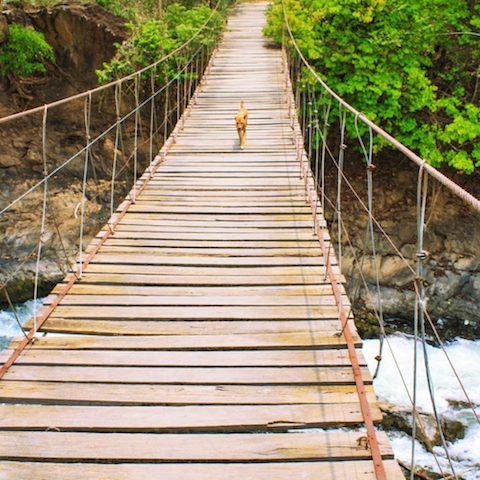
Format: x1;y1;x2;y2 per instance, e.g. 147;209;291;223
240;100;245;108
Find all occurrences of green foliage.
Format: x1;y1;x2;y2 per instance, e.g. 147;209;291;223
0;24;54;77
96;0;137;20
86;0;222;21
265;0;480;173
97;2;226;83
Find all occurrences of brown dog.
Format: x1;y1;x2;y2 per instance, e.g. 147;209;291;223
235;100;248;150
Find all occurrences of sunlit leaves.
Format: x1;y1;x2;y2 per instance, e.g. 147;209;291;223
0;24;54;77
266;0;480;173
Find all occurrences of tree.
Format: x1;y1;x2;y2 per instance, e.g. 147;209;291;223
265;0;480;173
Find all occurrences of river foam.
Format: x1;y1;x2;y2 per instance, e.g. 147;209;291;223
363;335;480;479
0;298;43;349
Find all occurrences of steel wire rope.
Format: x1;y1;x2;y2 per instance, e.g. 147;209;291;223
318;180;445;475
32;106;49;335
416;168;458;478
310;89;475;476
314;110;480;431
109;81;123;225
132;74;140;203
295;72;444;469
2;288;29;341
286;30;472;480
285;41;477;473
79;91;92;276
354;116;386;379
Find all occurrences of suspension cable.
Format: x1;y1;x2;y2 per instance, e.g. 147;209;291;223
282;42;388;480
316;109;480;431
416;169;458;478
284;28;480;463
319;183;445;474
283;31;478;477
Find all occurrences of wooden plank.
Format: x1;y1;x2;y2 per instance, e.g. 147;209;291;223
4;365;371;385
118;219;321;228
88;255;327;266
0;381;375;406
28;319;357;336
88;239;324;249
92;246;326;257
46;305;341;320
0;405;380;432
0;460;406;480
110;223;318;232
83;264;339;276
48;294;340;307
100;230;322;240
6;349;364;367
8;331;358;350
70;273;346;286
0;431;392;459
51;284;340;296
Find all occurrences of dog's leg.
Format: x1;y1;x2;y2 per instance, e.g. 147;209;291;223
237;126;243;149
240;127;246;150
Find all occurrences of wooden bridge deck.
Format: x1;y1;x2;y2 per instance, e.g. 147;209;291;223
0;3;403;479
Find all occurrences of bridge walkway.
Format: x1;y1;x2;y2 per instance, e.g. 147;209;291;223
0;3;403;478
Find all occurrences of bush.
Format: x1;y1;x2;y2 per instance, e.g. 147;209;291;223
265;0;480;173
97;2;226;83
0;24;54;77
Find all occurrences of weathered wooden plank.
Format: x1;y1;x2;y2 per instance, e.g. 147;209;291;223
0;382;374;405
5;349;364;367
47;305;340;320
83;264;340;276
4;365;370;385
0;431;392;459
111;222;318;231
51;284;343;297
89;254;327;267
91;246;326;257
8;331;358;350
147;172;301;179
118;218;322;228
48;294;340;307
29;319;358;336
0;460;406;480
71;273;346;286
88;238;324;249
124;202;310;215
98;231;327;241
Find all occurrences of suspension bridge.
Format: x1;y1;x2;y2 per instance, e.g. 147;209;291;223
0;2;479;479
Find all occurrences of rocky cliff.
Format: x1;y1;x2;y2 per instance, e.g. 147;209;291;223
0;2;133;302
